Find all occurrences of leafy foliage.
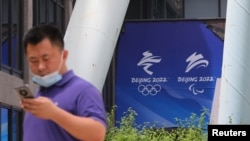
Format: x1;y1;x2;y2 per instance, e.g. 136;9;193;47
105;106;208;141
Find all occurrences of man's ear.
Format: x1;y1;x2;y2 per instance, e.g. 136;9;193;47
63;50;68;60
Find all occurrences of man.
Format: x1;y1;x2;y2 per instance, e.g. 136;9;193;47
20;24;107;141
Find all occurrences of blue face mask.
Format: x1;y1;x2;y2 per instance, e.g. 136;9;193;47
32;71;62;87
32;52;63;87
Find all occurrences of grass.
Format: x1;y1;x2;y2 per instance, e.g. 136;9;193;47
105;106;208;141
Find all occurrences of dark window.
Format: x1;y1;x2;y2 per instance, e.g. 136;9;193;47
0;0;24;78
33;0;65;34
125;0;184;19
11;107;23;141
0;103;23;141
1;106;9;141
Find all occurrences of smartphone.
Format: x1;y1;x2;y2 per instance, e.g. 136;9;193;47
15;85;34;99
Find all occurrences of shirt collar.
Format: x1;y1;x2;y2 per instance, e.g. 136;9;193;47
55;70;75;87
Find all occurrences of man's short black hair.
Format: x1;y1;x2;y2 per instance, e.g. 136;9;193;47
23;24;64;54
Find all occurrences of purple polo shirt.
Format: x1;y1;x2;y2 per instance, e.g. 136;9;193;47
23;70;107;141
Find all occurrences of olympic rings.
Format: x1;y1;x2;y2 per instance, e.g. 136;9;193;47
138;84;161;96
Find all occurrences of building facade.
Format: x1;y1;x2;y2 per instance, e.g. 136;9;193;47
0;0;226;140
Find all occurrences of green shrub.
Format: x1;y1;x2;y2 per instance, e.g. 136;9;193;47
105;106;208;141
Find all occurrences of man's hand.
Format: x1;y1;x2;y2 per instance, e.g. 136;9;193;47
20;96;58;120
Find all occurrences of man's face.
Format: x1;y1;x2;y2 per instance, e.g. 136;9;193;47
26;38;63;76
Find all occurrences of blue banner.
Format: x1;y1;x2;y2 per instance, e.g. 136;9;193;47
115;20;224;128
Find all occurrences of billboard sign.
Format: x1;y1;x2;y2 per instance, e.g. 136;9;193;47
115;20;224;128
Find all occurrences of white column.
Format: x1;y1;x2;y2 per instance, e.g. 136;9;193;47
212;0;250;124
64;0;130;92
